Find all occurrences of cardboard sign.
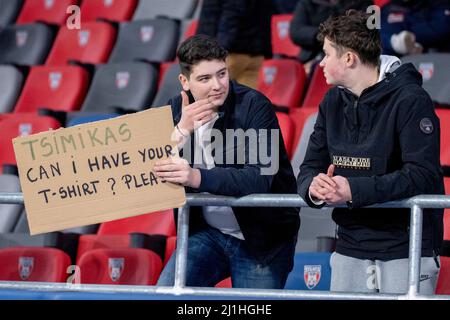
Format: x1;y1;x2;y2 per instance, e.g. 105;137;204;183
12;106;186;235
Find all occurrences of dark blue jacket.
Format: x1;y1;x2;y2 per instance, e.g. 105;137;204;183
297;63;444;260
381;0;450;55
167;81;300;264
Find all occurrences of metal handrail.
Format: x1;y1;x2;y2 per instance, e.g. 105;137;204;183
0;192;449;300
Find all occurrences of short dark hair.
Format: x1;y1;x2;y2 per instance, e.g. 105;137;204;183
177;34;228;77
317;10;382;67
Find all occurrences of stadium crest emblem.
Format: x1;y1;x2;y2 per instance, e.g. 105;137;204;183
16;31;28;47
140;26;154;43
277;21;289;39
78;30;90;47
49;72;62;90
304;265;321;289
19;123;32;136
19;257;34;280
104;0;114;7
419;63;434;81
45;0;55;9
263;67;277;85
116;72;130;89
108;258;125;282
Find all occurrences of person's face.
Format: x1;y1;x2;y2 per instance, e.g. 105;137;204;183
179;59;229;107
319;38;347;86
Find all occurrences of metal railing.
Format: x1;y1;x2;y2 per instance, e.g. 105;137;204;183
0;192;449;300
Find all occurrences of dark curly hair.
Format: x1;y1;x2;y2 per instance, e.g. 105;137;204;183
317;9;381;67
177;34;228;78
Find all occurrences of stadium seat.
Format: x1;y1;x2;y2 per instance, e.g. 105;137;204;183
97;209;176;237
0;65;24;113
436;256;450;295
152;63;181;107
271;14;301;58
301;65;332;109
108;19;179;63
0;23;56;65
13;65;89;113
0;113;61;173
80;62;158;113
16;0;77;25
0;247;71;282
284;252;332;290
65;113;120;127
215;277;232;288
178;19;198;46
0;173;23;233
45;22;116;66
133;0;198;20
289;107;318;162
0;0;24;28
276;112;295;159
435;109;450;168
374;0;390;8
76;233;166;264
78;248;163;285
81;0;138;23
402;53;450;107
257;59;306;110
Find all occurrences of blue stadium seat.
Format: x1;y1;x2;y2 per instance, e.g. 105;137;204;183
0;172;23;233
0;65;24;113
133;0;198;20
151;63;181;107
0;0;24;29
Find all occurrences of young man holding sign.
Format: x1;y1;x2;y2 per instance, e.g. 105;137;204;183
154;35;300;288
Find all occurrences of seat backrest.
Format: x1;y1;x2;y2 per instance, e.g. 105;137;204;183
0;0;24;28
0;23;55;65
81;62;158;112
0;247;71;282
0;113;61;172
16;0;77;25
81;0;138;22
258;59;306;109
284;252;332;290
402;53;450;107
0;65;24;113
178;19;198;47
14;65;89;113
152;63;181;107
302;65;332;108
133;0;198;20
436;256;450;295
97;209;176;237
66;113;120;127
76;234;131;263
276;112;295;159
435;109;450;168
46;22;116;66
78;248;162;285
108;19;179;63
271;14;301;58
0;174;23;233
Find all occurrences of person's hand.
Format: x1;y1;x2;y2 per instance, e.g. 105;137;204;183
324;175;352;205
154;157;201;188
309;165;337;201
390;30;422;55
177;91;217;134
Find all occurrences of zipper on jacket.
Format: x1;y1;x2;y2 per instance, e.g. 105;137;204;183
353;99;359;143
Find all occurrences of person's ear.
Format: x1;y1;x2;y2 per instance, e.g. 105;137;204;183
179;74;190;91
345;51;358;68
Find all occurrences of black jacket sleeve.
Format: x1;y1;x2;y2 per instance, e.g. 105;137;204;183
296;98;331;208
196;94;278;197
347;94;443;207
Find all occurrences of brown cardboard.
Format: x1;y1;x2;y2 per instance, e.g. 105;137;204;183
12;106;186;235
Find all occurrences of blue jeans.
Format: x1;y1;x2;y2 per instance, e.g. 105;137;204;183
157;227;296;288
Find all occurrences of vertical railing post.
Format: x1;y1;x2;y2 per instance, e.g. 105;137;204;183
407;204;423;297
173;205;190;289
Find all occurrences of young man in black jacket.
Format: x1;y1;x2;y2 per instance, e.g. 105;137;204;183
155;35;300;288
297;10;444;294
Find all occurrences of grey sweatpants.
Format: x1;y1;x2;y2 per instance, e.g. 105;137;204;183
330;252;440;294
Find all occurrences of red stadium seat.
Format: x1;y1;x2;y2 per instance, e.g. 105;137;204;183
301;65;332;109
215;277;232;288
258;59;306;109
76;234;131;263
444;178;450;241
271;14;301;58
276;112;295;159
436;109;450;168
16;0;78;25
0;113;61;174
97;209;176;237
289;107;319;155
78;248;163;285
81;0;138;22
436;256;450;295
46;22;116;66
0;247;71;282
374;0;390;8
182;19;198;42
14;65;89;113
164;236;176;266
